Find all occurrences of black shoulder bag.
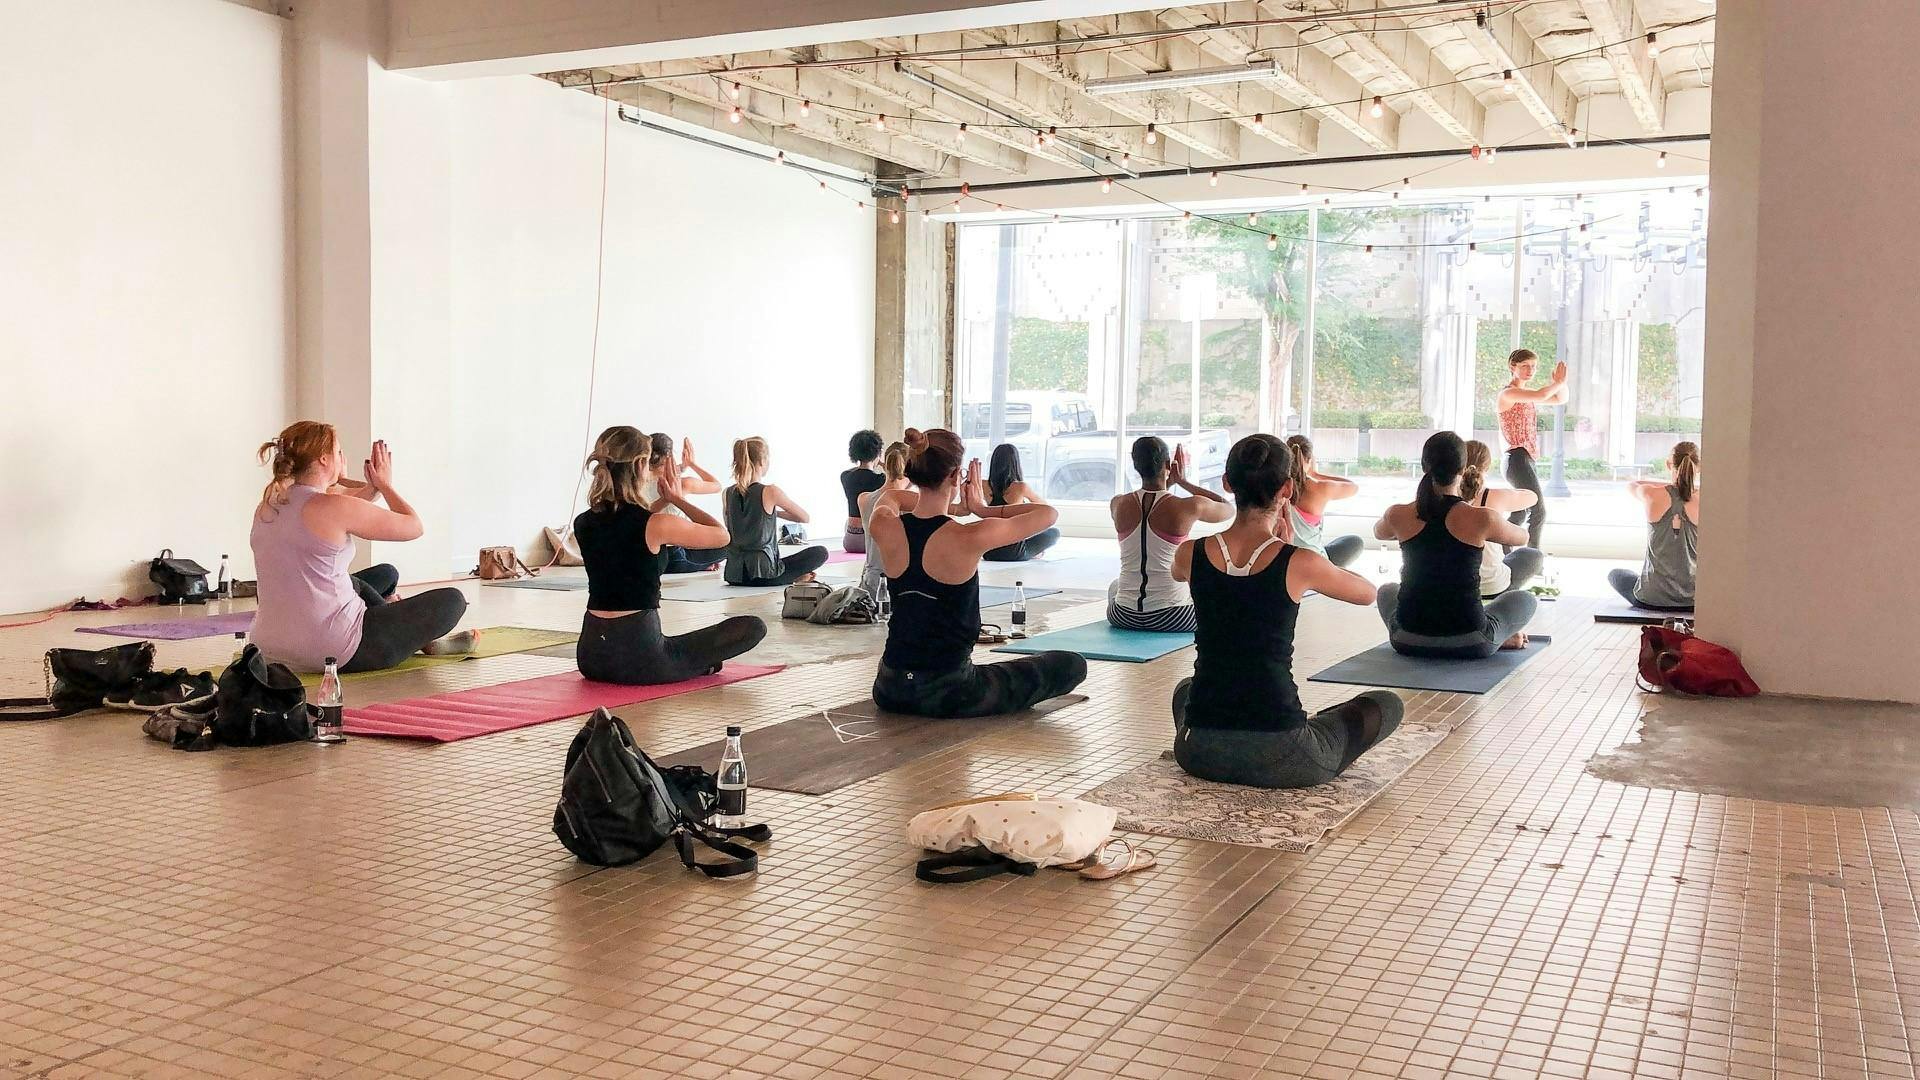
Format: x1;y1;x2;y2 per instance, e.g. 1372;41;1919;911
0;642;155;721
149;549;212;604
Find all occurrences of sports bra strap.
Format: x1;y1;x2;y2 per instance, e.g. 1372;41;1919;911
1213;534;1284;577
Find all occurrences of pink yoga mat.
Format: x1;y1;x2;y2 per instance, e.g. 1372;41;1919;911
78;612;255;640
342;663;784;742
825;549;863;565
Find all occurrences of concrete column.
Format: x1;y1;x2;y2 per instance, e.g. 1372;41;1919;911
1697;0;1920;703
873;197;908;437
875;207;951;436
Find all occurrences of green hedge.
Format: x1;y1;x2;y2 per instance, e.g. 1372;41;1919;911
1636;414;1702;433
1126;409;1238;429
1310;410;1431;430
1470;412;1592;432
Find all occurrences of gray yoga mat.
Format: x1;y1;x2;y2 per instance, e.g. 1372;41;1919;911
1593;600;1691;624
657;694;1088;795
485;577;588;592
979;585;1058;608
1309;636;1553;695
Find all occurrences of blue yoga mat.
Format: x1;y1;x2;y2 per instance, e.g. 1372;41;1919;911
1309;636;1552;694
994;621;1193;663
979;585;1059;608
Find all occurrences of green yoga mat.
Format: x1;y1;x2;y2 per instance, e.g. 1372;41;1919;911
993;621;1193;663
293;626;579;687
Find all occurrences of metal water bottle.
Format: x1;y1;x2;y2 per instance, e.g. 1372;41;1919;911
312;657;345;743
717;725;747;827
1010;580;1028;639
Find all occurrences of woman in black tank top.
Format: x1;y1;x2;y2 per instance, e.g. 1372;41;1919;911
1169;434;1403;789
570;428;766;684
867;429;1086;718
1373;432;1538;659
980;444;1062;562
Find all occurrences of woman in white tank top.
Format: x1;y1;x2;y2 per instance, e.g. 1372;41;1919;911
1106;438;1232;633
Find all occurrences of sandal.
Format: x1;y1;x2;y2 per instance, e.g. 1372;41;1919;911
1077;839;1157;881
976;624;1008;645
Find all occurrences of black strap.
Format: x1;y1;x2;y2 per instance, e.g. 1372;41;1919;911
0;696;93;722
915;846;1038;884
674;821;766;878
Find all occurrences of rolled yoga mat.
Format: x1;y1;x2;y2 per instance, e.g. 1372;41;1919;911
993;621;1192;663
78;612;256;640
657;693;1088;795
1592;600;1692;624
342;662;784;742
1309;636;1553;695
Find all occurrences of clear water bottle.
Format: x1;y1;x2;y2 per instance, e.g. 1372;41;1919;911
216;554;230;598
1010;580;1028;639
717;725;747;828
312;657;345;743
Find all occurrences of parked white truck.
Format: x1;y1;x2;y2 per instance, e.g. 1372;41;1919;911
959;391;1231;502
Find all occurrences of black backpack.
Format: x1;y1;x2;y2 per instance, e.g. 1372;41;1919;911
553;708;768;877
213;645;311;746
149;549;212;604
0;641;155;721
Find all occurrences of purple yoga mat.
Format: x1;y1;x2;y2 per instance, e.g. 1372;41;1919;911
77;612;256;641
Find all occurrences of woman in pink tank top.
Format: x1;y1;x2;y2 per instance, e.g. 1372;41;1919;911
249;422;468;673
1493;349;1569;550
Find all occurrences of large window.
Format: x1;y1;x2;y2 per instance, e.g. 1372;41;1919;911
953;186;1707;550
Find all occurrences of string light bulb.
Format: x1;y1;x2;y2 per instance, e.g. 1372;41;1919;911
728;104;742;124
1254;113;1265;131
1183;210;1192;221
1101;177;1112;193
1402;177;1412;188
800;100;812;117
873;114;886;131
1121;152;1132;168
1247;212;1258;226
1323;197;1331;206
1645;32;1659;60
1469;241;1478;252
1656;151;1668;169
1483;146;1497;164
956;123;967;144
1266;234;1278;251
1209;170;1219;187
1299;182;1309;194
1052;213;1061;223
1370;96;1384;119
1145;123;1158;145
728;82;741;101
1565;126;1580;148
1501;70;1515;94
775;150;785;165
890;208;900;224
961;182;970;197
1364;244;1373;254
818;180;826;190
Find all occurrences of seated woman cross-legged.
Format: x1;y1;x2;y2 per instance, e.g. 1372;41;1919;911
1461;440;1545;599
1374;432;1538;658
573;427;766;684
869;429;1087;719
644;433;727;574
249;422;469;674
1107;437;1231;633
857;440;916;603
981;444;1061;562
723;436;829;588
1610;441;1700;612
1170;434;1403;790
1281;435;1365;568
839;429;886;555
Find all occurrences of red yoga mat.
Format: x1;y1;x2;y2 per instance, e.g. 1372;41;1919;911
342;663;784;742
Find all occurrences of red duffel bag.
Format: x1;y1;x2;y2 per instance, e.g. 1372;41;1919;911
1637;624;1761;697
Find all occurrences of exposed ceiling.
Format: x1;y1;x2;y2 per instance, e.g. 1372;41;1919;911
542;0;1714;186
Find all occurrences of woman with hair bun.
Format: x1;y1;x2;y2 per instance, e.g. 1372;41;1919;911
857;440;917;601
867;428;1087;718
1280;435;1364;569
722;436;829;587
572;426;766;683
249;421;470;673
1106;436;1231;633
1373;432;1538;657
1169;434;1402;789
1609;441;1701;611
1460;439;1543;598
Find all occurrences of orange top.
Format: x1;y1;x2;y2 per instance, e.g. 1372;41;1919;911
1499;386;1537;456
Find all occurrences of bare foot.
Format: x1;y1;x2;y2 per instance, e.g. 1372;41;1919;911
797;572;818;584
422;629;481;656
702;562;720;572
1500;632;1529;651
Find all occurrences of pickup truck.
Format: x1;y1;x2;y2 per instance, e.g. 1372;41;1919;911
960;391;1231;502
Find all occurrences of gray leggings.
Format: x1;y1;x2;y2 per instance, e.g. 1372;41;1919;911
1485;547;1544;598
576;610;767;685
1377;582;1538;659
1324;534;1363;568
1607;569;1693;612
1172;680;1404;789
343;565;468;673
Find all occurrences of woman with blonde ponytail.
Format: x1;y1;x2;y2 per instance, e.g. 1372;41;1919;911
721;436;829;587
1280;435;1364;568
1460;440;1544;599
571;426;767;683
249;422;469;673
1610;441;1701;611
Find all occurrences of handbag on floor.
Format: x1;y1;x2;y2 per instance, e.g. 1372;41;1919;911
553;708;770;876
908;793;1117;882
806;585;879;626
475;546;536;580
213;645;311;746
781;580;832;619
540;526;585;568
149;549;212;604
1637;624;1761;698
0;641;155;721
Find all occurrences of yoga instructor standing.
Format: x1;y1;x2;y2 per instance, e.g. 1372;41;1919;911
1495;349;1569;550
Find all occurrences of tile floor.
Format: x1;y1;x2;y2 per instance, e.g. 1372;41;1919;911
1;548;1914;1079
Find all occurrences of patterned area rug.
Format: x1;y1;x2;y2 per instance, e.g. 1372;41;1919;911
1078;715;1462;852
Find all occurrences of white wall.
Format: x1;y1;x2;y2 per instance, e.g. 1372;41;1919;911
0;0;291;613
442;77;877;566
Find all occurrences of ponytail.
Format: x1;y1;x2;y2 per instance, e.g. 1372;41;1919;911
731;437;768;494
1283;435;1313;502
1459;440;1494;503
1671;441;1700;503
1415;431;1466;522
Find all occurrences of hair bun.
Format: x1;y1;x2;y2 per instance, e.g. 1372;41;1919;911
903;428;929;451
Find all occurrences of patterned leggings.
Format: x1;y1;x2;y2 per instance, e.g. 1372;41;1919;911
1106;602;1198;633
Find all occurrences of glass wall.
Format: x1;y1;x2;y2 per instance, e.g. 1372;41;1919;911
952;186;1707;545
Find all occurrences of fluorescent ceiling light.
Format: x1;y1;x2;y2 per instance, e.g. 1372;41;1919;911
1085;61;1278;97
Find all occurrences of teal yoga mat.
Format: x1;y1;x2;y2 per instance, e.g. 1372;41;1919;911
993;621;1193;663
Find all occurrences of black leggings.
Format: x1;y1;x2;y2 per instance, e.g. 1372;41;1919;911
738;545;829;587
983;527;1061;563
576;609;766;685
343;564;468;673
1504;448;1546;549
664;545;727;575
872;652;1087;719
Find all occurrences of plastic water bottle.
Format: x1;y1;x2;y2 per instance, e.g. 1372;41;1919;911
717;726;747;827
312;657;345;743
1011;581;1028;638
216;554;230;598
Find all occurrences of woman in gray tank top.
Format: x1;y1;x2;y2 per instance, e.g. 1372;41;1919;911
723;436;829;586
1609;442;1700;611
